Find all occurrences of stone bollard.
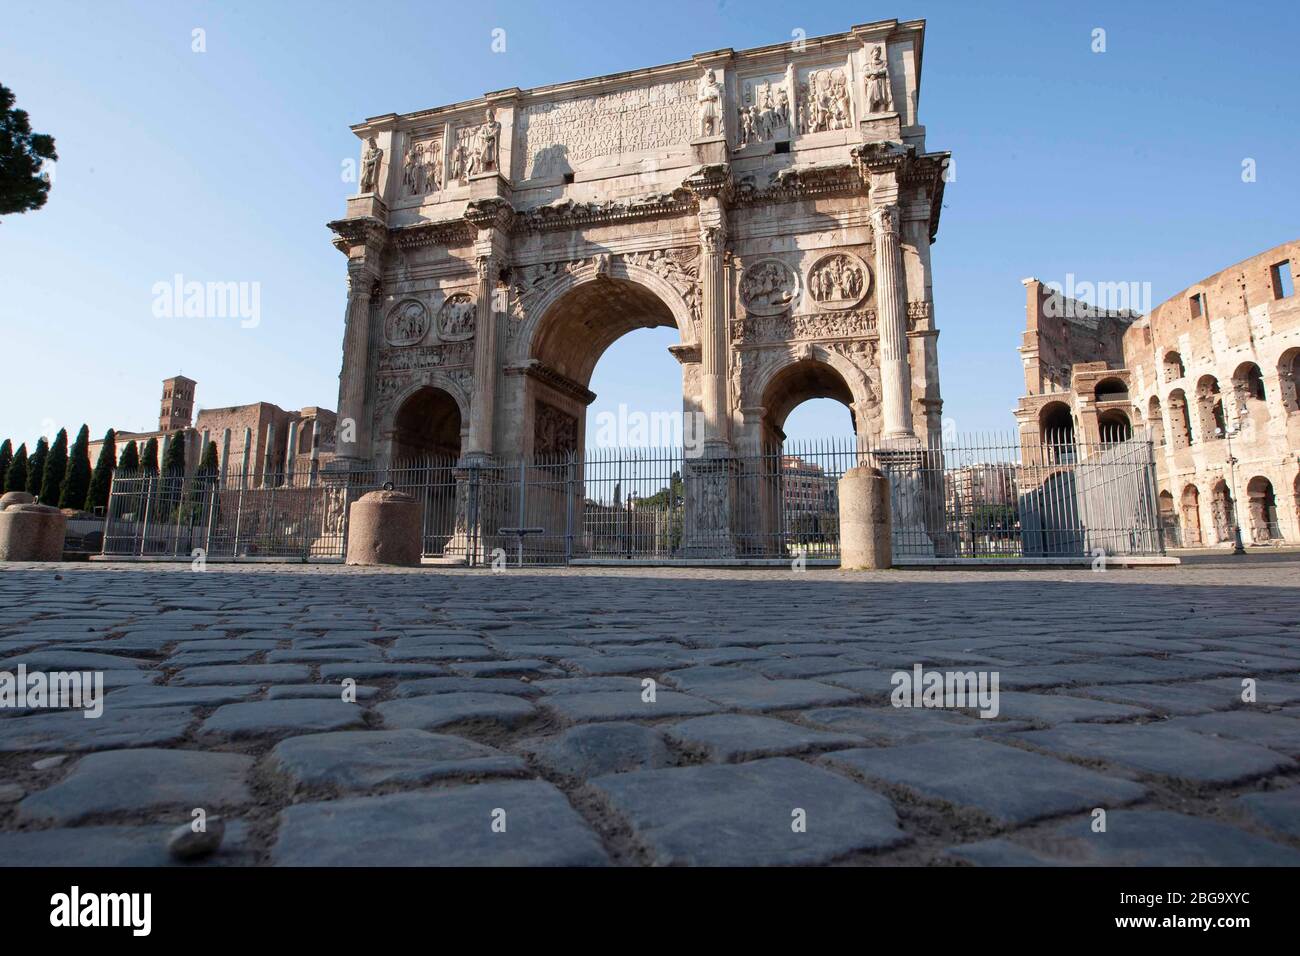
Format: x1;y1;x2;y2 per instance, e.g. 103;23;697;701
838;465;892;570
0;492;68;562
345;489;423;567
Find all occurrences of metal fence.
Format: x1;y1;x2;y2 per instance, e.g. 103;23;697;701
100;433;1164;565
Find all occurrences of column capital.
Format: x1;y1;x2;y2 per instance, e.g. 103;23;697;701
684;163;733;205
870;203;901;236
464;196;516;234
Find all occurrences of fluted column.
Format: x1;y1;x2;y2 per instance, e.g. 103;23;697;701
335;260;378;462
699;221;730;452
872;203;915;440
465;253;499;460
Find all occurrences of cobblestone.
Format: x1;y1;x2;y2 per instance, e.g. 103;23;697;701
1;559;1298;866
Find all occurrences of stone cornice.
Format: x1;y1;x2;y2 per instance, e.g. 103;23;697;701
464;197;516;233
328;216;388;255
504;359;597;406
389;219;474;250
732;163;864;206
683;163;733;203
514;189;698;233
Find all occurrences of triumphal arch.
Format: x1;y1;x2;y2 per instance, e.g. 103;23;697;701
328;18;949;556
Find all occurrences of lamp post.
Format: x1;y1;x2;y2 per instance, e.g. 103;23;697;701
1217;423;1246;555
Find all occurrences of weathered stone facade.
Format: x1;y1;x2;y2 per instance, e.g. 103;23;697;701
328;19;949;483
1016;241;1300;547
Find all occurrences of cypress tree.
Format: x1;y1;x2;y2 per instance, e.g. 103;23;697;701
140;436;159;473
86;428;116;511
60;424;91;510
0;440;11;493
26;436;48;496
39;428;68;505
117;439;139;472
4;444;27;494
162;430;186;475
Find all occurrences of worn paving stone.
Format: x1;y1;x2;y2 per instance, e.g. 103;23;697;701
269;729;526;792
376;692;536;730
667;714;864;762
591;757;907;865
1069;682;1239;715
318;662;447;681
947;810;1300;866
666;667;861;711
539;690;718;723
173;664;310;686
104;684;260;710
0;706;195;753
266;683;379;700
271;781;608;866
1236;787;1300;838
517;722;672;778
821;738;1146;825
0;821;254;866
394;677;538;697
266;647;384;664
447;659;565;678
17;748;253;824
535;677;645;695
1191;677;1300;706
1167;711;1300;756
201;699;368;738
1010;722;1294;783
985;692;1151;724
799;706;1004;743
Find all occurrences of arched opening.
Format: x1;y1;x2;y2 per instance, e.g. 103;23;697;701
1196;375;1226;441
525;272;688;560
391;386;462;558
529;274;682;457
1210;479;1237;544
1246;476;1280;543
1097;409;1133;444
758;359;859;557
1147;396;1165;447
1038;401;1075;462
393;386;462;460
1162;351;1185;382
1180;484;1202;546
1094;377;1129;402
1157;489;1180;546
1277;348;1300;414
1168;389;1193;448
1232;362;1268;430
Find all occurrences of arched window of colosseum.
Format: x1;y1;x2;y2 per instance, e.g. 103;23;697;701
1147;396;1165;446
1246;476;1281;544
1038;401;1075;461
1180;484;1202;547
1157;489;1180;546
1097;409;1132;444
1162;351;1185;382
1195;375;1227;441
1210;479;1237;544
1167;389;1192;448
1277;348;1300;414
1094;377;1129;401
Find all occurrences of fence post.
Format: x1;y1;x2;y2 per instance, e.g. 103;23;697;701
565;453;575;565
100;469;116;557
138;475;152;558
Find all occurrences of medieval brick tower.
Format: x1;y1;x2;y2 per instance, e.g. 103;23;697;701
160;375;196;432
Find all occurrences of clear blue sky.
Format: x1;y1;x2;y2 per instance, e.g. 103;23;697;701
2;0;1296;449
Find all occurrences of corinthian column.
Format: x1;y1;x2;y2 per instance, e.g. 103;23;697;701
699;222;729;453
465;252;499;461
335;260;378;463
872;203;915;441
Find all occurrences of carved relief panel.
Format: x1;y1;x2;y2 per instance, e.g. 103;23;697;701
736;69;794;148
797;64;855;134
384;298;431;347
534;401;579;455
807;252;871;310
439;292;477;341
449;106;501;185
401;128;444;197
738;258;799;316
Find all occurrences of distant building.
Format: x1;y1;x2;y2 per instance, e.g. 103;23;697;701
88;377;337;485
782;456;834;514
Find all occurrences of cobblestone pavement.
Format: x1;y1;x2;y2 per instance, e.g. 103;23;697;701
1;559;1298;866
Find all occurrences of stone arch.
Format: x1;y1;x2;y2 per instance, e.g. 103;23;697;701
1195;374;1226;440
511;258;699;372
1246;475;1280;543
1210;478;1237;544
1094;377;1129;401
1097;408;1132;443
750;345;877;446
1180;483;1202;546
389;382;467;461
1157;488;1179;546
1277;347;1300;414
1162;350;1185;382
1168;388;1192;448
1038;401;1075;461
1147;395;1165;447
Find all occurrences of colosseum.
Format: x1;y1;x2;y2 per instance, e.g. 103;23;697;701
1016;240;1300;549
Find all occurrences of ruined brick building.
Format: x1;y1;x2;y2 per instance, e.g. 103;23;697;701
1017;241;1300;547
